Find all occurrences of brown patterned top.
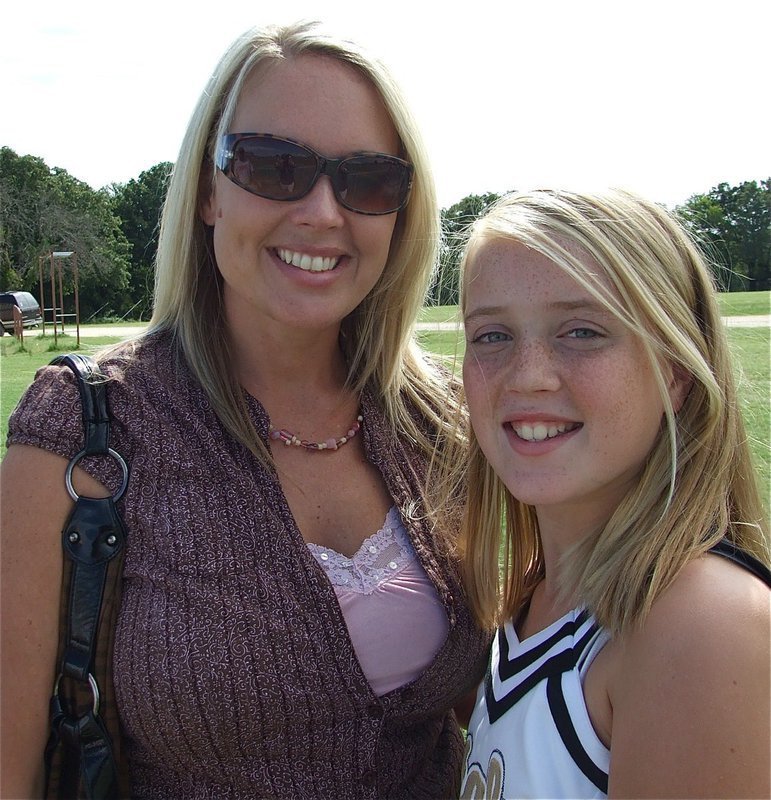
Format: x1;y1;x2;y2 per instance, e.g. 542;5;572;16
9;330;490;799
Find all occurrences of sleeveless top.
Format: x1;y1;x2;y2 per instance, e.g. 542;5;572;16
308;506;449;696
461;540;771;800
463;608;609;799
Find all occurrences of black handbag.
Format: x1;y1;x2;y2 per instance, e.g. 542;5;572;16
44;354;131;799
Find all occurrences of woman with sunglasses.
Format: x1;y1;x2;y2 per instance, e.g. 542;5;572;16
1;21;490;799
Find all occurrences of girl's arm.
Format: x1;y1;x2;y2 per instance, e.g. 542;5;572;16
0;445;109;798
607;553;770;799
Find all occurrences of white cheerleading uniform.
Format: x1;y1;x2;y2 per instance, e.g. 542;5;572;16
460;541;771;800
461;607;610;800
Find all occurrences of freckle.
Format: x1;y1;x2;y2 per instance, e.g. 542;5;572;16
217;208;223;218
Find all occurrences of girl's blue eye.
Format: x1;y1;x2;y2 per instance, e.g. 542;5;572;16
474;331;510;344
566;327;600;339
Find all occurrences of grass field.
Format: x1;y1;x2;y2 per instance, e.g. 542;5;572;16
2;293;769;511
419;305;461;324
716;291;770;316
420;290;770;322
726;327;770;495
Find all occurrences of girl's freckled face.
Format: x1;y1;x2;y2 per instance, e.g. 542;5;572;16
462;239;676;524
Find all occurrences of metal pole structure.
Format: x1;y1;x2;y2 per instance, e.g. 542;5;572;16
57;260;65;333
51;252;75;346
73;252;80;347
49;253;57;346
38;255;47;336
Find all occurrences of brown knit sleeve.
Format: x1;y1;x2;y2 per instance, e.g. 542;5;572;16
7;364;83;460
7;364;125;492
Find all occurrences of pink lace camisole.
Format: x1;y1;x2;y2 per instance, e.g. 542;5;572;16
308;506;449;696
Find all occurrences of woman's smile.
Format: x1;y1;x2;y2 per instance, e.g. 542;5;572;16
275;248;343;273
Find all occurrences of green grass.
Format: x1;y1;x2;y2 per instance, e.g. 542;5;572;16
416;330;465;361
717;291;770;317
419;305;460;324
727;327;770;500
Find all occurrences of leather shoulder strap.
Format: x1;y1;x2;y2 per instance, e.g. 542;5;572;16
50;354;110;454
45;353;129;799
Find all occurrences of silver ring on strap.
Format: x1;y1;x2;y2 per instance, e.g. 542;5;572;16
53;671;100;716
64;448;129;503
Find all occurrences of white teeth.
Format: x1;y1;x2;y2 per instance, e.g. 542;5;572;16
513;421;578;442
277;248;340;272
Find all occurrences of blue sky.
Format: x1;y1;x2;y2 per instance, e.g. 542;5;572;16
2;0;769;209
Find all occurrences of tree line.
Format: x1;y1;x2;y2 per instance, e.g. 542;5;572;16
0;148;171;320
429;181;771;306
1;146;768;319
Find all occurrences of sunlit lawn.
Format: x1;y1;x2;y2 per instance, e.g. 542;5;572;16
421;291;770;321
727;327;770;502
717;291;770;317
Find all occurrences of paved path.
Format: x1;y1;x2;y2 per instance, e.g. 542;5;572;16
16;324;149;339
720;315;771;327
11;315;771;339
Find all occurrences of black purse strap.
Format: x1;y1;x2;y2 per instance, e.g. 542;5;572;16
55;353;112;456
45;354;129;800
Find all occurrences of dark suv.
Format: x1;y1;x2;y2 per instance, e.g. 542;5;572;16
0;291;43;334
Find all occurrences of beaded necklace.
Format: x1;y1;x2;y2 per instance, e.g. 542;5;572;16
268;413;363;452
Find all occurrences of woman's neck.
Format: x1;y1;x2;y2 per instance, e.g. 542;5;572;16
226;314;358;430
536;501;614;568
517;578;575;640
231;313;347;388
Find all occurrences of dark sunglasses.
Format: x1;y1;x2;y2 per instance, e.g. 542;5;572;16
215;133;414;216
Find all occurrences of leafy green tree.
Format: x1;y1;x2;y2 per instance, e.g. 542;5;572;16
678;179;770;291
677;194;733;290
0;149;52;289
46;168;132;318
430;192;501;306
0;147;132;318
110;162;173;319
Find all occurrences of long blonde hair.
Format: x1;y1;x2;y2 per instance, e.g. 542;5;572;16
148;21;453;461
448;188;769;634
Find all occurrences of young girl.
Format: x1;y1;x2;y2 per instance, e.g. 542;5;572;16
448;188;770;799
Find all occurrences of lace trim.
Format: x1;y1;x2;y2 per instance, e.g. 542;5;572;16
308;506;417;594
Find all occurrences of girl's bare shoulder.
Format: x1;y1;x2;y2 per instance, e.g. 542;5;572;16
616;551;768;683
606;553;770;797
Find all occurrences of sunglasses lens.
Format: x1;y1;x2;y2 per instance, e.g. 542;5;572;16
337;157;412;214
230;138;318;200
222;136;412;214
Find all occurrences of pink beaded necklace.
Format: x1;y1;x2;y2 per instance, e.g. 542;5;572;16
268;413;363;452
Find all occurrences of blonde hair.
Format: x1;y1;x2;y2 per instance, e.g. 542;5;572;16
446;188;769;634
146;21;453;462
